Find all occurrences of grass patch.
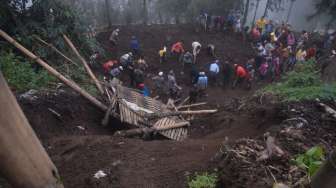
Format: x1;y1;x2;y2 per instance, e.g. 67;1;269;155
188;172;218;188
0;52;56;92
261;61;336;102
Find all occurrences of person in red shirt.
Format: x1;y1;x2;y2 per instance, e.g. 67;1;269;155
306;45;317;60
233;64;247;89
103;60;118;73
171;41;185;62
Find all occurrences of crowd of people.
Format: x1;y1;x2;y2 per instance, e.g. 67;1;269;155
92;14;335;102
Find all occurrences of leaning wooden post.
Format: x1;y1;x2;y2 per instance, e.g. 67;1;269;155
0;72;64;188
311;151;336;188
0;29;107;111
63;34;104;95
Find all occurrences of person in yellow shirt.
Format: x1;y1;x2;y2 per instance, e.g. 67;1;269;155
296;47;307;63
159;46;167;63
256;16;267;33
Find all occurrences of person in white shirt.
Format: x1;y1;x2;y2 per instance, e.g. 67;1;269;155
209;60;220;85
192;41;202;63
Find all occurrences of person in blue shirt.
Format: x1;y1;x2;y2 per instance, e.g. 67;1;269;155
130;36;140;55
209;60;220;85
196;72;208;97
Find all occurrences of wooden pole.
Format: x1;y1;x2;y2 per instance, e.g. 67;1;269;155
177;102;207;110
147;109;218;120
0;72;64;188
0;29;108;111
115;122;190;137
63;34;104;95
33;35;78;66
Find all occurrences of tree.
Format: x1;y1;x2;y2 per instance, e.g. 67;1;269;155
105;0;112;28
286;0;296;23
252;0;261;26
143;0;148;25
310;0;336;28
242;0;250;26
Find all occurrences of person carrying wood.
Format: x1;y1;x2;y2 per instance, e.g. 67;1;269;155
171;41;185;62
192;41;202;62
109;28;120;45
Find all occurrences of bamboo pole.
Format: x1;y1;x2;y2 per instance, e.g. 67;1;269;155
62;34;104;95
115;122;190;137
0;72;64;188
33;35;78;66
147;109;218;120
0;29;107;112
177;102;207;110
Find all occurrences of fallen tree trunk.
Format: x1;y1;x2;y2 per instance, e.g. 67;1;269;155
177;102;207;110
311;150;336;188
115;122;190;137
318;103;336;119
33;35;78;66
0;29;108;112
147;109;218;120
0;72;63;188
63;34;104;95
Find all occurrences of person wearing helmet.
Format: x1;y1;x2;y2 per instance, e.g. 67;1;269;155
232;64;247;89
130;36;140;55
152;71;166;97
109;28;120;45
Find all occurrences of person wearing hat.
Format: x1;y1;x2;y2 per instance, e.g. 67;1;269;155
130;36;140;56
196;72;208;97
159;46;167;63
109;28;120;45
209;59;220;86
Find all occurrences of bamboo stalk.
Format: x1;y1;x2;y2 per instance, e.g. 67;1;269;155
0;29;107;112
147;109;218;120
0;72;64;188
33;35;78;66
63;34;104;95
177;102;207;110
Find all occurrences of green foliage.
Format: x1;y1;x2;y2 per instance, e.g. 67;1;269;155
262;61;336;101
0;52;55;92
188;172;218;188
294;146;325;177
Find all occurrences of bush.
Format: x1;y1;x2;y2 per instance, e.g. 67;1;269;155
0;52;55;92
262;61;336;102
188;172;218;188
293;146;325;178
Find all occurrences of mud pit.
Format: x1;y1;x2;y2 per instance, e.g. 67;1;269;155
11;25;336;188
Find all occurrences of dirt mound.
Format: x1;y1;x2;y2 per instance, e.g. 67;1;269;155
213;101;336;188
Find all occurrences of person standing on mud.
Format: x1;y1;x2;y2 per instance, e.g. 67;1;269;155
209;60;220;86
196;72;208;97
109;28;119;45
159;46;167;63
222;61;233;88
120;52;134;68
152;72;165;97
137;55;148;71
109;66;123;80
167;70;182;99
130;36;140;56
207;44;215;57
192;41;202;63
171;41;185;62
232;64;247;89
